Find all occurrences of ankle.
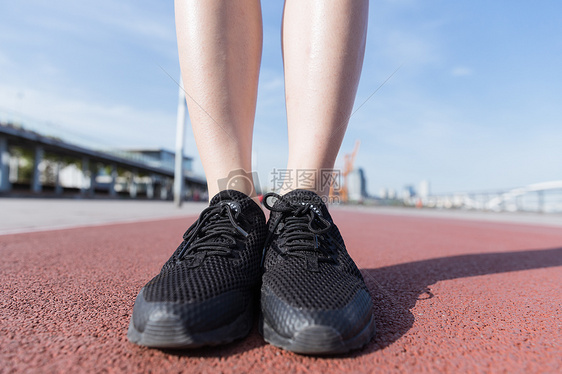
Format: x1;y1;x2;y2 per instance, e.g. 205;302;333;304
208;168;260;203
274;167;337;201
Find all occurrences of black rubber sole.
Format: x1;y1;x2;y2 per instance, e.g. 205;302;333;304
127;300;254;349
260;313;376;355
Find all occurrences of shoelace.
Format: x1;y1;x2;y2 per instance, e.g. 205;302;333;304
176;203;249;260
262;192;336;266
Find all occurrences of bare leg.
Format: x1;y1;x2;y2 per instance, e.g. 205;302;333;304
175;0;262;201
281;0;368;198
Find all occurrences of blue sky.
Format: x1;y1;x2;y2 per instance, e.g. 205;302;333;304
1;0;561;195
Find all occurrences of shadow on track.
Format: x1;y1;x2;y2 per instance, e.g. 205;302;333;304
356;246;562;356
158;247;562;358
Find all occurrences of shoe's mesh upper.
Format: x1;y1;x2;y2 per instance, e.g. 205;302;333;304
262;190;367;310
143;190;266;303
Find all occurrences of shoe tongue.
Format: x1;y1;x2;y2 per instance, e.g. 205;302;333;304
203;190;251;245
209;190;255;213
278;189;330;218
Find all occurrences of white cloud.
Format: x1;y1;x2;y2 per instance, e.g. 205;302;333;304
347;80;562;195
451;66;473;76
376;30;441;68
85;2;175;43
261;76;284;92
0;83;205;176
1;85;171;148
0;51;9;67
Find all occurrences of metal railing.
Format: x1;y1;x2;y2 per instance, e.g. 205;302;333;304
405;181;562;213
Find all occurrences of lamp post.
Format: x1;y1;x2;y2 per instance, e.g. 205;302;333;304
174;77;187;207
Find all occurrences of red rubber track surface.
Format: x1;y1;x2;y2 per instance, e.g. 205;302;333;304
2;210;561;373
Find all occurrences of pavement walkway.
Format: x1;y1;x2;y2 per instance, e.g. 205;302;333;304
0;198;208;235
1;199;561;373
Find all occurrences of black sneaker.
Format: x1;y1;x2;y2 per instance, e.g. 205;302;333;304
128;190;267;348
260;190;375;354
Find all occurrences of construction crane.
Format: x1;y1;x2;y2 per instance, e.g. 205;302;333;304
330;140;360;203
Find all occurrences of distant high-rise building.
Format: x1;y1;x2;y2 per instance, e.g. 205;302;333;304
419;180;430;199
379;187;388;199
347;168;367;202
403;185;416;200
